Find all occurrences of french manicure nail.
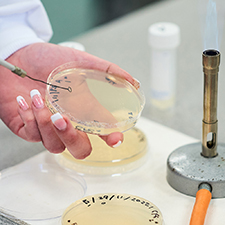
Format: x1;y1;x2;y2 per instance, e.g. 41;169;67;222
113;140;122;148
16;96;29;110
133;78;140;90
30;89;44;109
51;113;67;130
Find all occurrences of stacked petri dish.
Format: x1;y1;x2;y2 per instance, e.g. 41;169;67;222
45;61;147;175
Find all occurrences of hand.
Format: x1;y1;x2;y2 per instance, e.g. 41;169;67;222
0;42;137;159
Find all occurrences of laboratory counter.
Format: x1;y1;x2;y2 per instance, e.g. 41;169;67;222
1;0;225;224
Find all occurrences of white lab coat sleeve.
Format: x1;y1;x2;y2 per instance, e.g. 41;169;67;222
0;0;53;59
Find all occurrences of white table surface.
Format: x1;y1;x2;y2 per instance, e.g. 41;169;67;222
1;117;224;225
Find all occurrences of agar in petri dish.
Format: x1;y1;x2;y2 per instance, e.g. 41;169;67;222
56;127;148;175
45;61;145;135
61;193;164;225
0;164;86;221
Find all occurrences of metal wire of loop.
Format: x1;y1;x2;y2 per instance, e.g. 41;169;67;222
26;74;72;92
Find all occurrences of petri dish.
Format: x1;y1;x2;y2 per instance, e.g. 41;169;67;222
56;127;148;175
0;164;86;221
61;193;164;225
45;61;145;135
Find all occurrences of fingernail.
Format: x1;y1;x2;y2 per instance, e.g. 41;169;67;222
30;89;44;109
51;113;67;130
133;78;140;90
16;96;29;110
113;140;122;148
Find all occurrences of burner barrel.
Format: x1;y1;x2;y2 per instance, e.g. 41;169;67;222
202;49;220;157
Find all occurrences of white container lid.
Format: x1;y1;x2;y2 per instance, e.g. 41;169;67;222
148;22;180;49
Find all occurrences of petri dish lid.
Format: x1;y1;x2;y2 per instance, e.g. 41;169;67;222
61;193;163;225
45;61;145;135
0;164;86;221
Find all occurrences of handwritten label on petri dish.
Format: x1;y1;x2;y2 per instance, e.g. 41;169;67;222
62;194;163;225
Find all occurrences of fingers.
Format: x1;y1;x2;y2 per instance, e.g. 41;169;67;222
70;50;140;89
106;63;140;89
16;96;42;142
17;89;92;159
99;132;123;148
16;89;123;160
29;89;66;154
95;61;140;90
51;113;92;159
